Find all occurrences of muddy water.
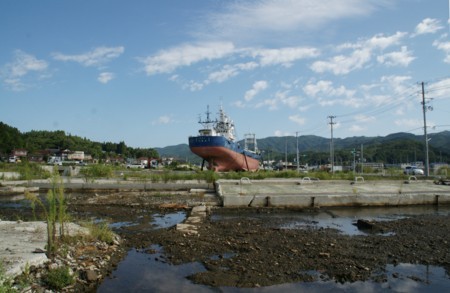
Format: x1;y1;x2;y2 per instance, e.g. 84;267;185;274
1;194;449;292
98;206;450;293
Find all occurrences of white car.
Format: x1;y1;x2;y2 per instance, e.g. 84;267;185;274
126;163;146;169
404;166;424;175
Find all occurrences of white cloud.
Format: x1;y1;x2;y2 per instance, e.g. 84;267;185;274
311;32;407;75
245;80;268;101
365;32;407;50
3;78;25;92
252;47;320;67
380;75;413;95
310;48;371;75
2;50;49;91
413;18;444;36
98;72;115;84
207;65;239;83
140;42;235;75
274;130;291;137
4;50;48;78
153;115;172;125
52;46;124;67
428;78;450;99
200;0;386;42
183;80;204;91
275;90;301;108
207;62;259;83
303;80;355;99
377;46;415;67
433;39;450;63
289;114;306;125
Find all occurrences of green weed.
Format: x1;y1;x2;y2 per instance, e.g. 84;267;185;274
43;265;75;290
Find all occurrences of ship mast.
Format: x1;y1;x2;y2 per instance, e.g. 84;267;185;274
199;105;216;130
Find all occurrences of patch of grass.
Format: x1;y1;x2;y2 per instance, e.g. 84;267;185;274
84;221;115;245
80;164;114;182
43;265;75;290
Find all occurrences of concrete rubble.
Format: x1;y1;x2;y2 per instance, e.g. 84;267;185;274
176;204;209;235
0;221;88;277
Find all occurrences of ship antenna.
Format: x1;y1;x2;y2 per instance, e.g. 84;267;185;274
206;105;211;123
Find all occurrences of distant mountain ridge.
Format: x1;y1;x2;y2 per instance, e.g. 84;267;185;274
156;131;450;164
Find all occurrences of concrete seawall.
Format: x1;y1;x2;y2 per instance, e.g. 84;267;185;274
216;178;450;208
3;177;450;208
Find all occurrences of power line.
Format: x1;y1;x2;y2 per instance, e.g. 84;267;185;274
335;84;420;125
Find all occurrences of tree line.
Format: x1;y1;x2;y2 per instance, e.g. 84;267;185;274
0;122;159;160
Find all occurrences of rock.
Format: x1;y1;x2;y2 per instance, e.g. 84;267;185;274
84;269;98;282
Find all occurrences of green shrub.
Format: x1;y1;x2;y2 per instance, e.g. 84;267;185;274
84;221;115;244
43;266;75;290
80;164;114;182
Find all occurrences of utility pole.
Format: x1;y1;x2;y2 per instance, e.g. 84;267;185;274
296;131;299;173
328;116;336;173
421;82;431;176
285;137;288;171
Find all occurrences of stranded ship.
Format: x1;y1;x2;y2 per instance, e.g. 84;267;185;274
188;105;261;172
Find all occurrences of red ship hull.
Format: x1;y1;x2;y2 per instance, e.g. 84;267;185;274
190;146;260;172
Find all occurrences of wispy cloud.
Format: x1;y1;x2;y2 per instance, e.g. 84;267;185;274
413;18;444;36
2;50;49;91
152;115;172;125
207;62;258;83
198;0;386;43
377;46;415;67
311;32;408;75
245;80;268;101
140;42;235;75
6;50;48;77
52;46;124;67
289;114;306;125
251;47;320;67
98;72;115;84
433;38;450;63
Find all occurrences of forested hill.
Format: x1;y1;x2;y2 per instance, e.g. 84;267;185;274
0;122;158;159
2;121;450;165
156;131;450;165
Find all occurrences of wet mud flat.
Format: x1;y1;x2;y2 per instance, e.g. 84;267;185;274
2;191;450;291
136;208;450;288
67;197;450;289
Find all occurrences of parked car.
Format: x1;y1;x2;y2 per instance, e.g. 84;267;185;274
404;166;424;175
126;163;146;169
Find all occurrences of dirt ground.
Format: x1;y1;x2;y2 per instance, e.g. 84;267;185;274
1;191;449;289
65;192;450;289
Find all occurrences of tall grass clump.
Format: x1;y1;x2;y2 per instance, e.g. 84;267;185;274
25;172;69;256
84;221;115;244
18;161;51;180
43;265;75;291
80;164;114;182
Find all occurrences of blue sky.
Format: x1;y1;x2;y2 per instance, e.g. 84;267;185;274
1;0;450;148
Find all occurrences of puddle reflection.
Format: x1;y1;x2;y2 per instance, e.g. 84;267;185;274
151;211;186;229
98;245;211;293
